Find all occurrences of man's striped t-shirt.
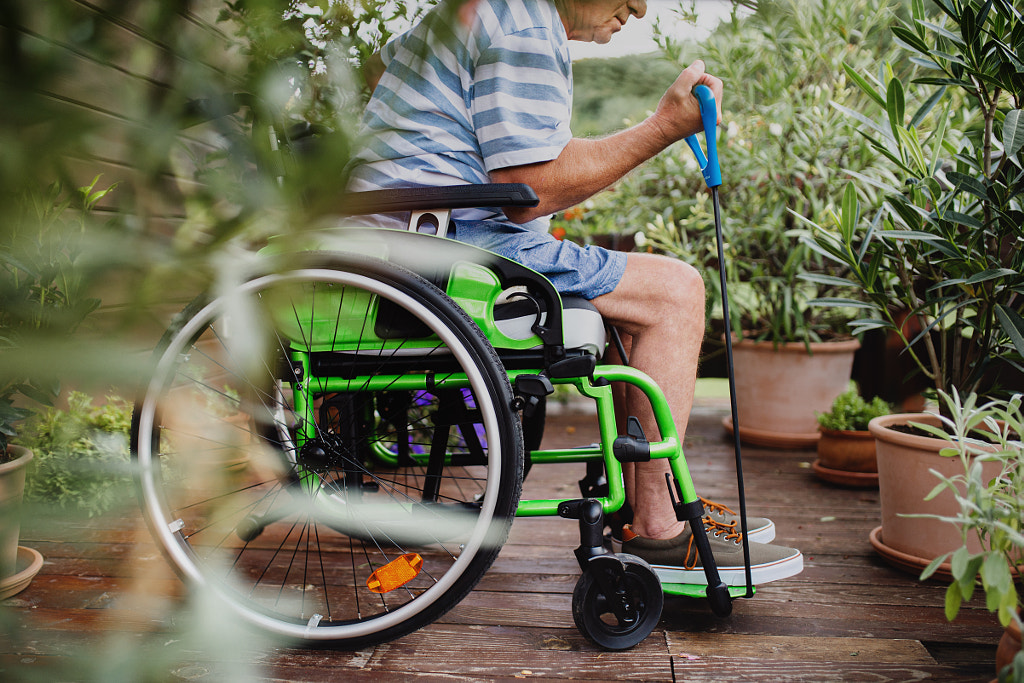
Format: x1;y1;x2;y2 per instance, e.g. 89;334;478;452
345;0;572;232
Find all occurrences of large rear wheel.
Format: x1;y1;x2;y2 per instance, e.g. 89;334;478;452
132;254;523;646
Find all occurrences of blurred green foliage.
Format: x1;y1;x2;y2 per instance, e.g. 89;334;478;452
17;392;133;516
570;54;679;137
555;0;915;348
0;1;425;678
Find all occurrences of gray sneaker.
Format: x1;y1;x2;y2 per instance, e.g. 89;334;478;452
609;497;774;553
621;521;803;586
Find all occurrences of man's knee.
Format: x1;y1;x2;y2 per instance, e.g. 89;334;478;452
635;254;705;310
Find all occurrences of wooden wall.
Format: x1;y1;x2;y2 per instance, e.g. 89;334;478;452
5;1;249;344
10;0;234;235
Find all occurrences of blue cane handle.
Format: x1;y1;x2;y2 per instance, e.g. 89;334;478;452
684;84;721;189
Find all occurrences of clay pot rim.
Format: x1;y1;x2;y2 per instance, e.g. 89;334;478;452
0;444;33;475
868;412;946;450
730;336;862;354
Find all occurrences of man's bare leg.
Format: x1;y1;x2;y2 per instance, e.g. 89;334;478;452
591;252;705;540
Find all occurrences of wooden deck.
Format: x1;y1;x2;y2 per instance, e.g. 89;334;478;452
1;398;1006;682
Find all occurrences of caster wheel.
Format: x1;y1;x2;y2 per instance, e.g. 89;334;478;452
572;553;663;650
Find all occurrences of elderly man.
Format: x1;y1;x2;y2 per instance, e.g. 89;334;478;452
346;0;801;586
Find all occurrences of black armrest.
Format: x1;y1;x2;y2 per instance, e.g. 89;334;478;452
339;184;538;215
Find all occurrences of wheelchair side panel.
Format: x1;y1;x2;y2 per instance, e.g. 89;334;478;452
260;229;557;353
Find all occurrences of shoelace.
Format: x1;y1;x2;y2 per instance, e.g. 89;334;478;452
700;496;737;518
705;517;743;543
700;497;743;540
681;518;743;570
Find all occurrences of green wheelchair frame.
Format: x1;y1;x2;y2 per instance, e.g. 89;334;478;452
132;88;751;651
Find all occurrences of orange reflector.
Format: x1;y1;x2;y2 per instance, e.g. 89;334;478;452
366;553;423;594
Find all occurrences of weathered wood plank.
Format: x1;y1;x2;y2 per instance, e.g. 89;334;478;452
2;402;1004;681
666;631;935;663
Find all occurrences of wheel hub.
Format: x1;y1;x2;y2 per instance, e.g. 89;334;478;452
300;434;352;473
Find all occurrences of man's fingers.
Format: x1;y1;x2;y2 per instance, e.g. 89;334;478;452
680;59;706;88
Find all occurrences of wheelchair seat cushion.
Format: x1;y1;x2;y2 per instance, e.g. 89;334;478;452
494;295;606;358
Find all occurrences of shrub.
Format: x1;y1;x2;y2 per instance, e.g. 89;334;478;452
817;387;892;431
16;392;133;517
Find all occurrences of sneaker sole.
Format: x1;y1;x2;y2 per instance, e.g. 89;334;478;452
609;521;776;554
651;550;803;587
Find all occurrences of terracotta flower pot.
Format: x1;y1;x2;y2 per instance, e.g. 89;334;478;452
725;338;860;449
995;616;1021;680
0;444;43;599
0;445;32;578
868;413;1001;576
813;428;878;487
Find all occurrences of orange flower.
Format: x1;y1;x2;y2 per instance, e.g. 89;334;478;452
551;226;567;241
562;206;584;221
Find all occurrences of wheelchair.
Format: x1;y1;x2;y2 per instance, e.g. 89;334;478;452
131;182;745;651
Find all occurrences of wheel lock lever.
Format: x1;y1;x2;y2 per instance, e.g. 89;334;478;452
512;374;553;416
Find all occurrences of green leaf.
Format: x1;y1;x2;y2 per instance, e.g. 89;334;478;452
995;305;1024;357
896;126;929;174
981;553;1013;609
947;171;988;200
923;479;951;502
877;230;942;242
908;421;950;440
808;297;876;309
913;86;948;129
920;20;965;45
928;101;951;177
848;318;891;334
798;273;859;288
964;268;1017;285
921;551;952;580
1004;109;1024;158
841;183;859;243
887;78;907;146
892;25;933;56
943;211;984;230
945;581;963;621
842;62;886;109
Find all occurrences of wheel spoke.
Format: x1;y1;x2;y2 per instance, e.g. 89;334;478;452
133;257;522;644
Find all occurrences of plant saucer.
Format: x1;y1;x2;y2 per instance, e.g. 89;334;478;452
0;546;44;600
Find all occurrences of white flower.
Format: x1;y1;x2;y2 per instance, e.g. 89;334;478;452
769;123;783;136
303;17;329;49
727;121;740;138
634;231;647;248
294;2;323;16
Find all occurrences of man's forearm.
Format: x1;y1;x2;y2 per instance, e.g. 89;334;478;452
490;60;721;224
490;117;674;223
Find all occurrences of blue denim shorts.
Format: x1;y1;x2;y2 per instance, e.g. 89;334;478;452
453;220;627;300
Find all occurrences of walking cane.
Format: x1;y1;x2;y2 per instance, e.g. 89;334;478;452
685;84;754;598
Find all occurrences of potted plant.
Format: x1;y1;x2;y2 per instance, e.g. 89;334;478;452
802;0;1024;570
632;0;911;447
813;386;891;486
0;178;113;597
915;391;1022;682
0;385;42;600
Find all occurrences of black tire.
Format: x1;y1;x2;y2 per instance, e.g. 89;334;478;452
132;253;523;646
572;554;663;650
